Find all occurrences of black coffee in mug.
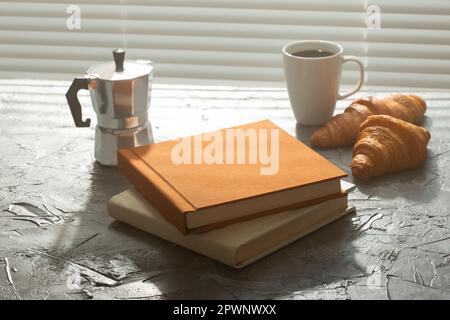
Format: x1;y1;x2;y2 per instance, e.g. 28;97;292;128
291;49;334;58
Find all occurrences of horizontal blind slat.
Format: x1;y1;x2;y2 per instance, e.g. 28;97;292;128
368;0;450;15
379;13;450;30
366;28;450;45
368;42;450;60
367;57;450;75
0;30;366;56
4;0;365;11
0;44;288;68
0;3;364;27
367;71;450;89
0;43;365;71
0;17;364;41
0;57;361;84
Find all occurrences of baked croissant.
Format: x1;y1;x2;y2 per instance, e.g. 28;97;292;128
351;115;430;179
310;94;426;147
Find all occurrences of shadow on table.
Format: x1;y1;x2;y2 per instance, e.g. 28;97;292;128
295;123;353;173
354;154;440;204
295;123;317;147
107;206;360;299
49;161;130;253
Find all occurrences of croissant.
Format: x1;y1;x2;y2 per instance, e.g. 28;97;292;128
310;94;426;147
351;115;430;179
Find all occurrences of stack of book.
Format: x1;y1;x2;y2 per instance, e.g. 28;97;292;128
108;120;354;268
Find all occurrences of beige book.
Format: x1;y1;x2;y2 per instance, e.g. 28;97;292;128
108;182;355;268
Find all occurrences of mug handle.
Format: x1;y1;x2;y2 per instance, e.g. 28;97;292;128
65;76;94;127
337;56;365;100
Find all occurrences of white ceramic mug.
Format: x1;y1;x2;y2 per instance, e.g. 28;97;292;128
282;40;365;125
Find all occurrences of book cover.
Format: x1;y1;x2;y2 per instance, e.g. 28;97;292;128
118;119;347;233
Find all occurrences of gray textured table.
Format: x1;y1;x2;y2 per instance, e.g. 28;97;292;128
1;79;449;300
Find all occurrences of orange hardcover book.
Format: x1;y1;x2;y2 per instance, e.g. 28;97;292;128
117;120;347;234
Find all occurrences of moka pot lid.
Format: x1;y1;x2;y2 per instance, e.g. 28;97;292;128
86;49;153;81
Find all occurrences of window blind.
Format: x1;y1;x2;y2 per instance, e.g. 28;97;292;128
0;0;448;89
365;0;450;89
